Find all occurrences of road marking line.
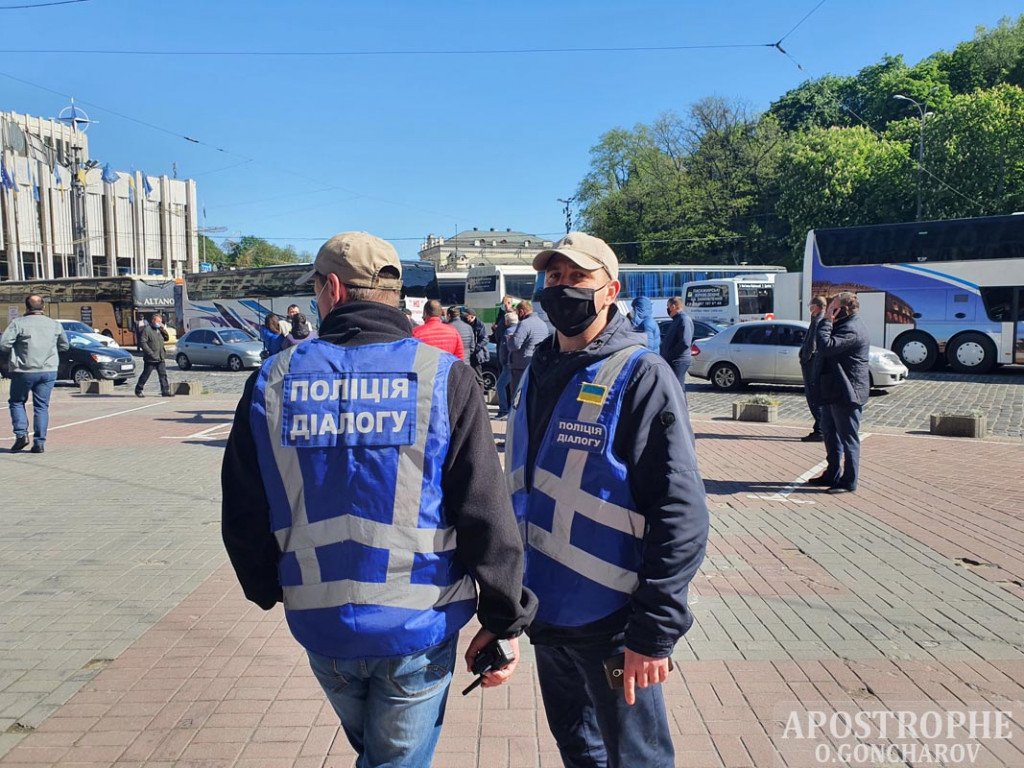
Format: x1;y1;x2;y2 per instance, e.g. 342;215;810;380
161;422;233;440
745;433;873;504
0;401;168;441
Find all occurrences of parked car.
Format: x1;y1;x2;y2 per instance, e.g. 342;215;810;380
481;342;499;396
657;318;727;342
58;330;136;385
175;328;264;372
687;320;909;391
57;319;119;347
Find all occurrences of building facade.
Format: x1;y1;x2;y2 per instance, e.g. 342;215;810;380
0;110;199;282
419;227;552;270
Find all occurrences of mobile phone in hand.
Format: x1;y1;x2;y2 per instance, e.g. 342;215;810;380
603;653;674;690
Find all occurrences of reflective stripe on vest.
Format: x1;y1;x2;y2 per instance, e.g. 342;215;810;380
252;338;476;657
506;345;647;625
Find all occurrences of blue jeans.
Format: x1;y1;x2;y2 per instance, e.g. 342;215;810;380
669;361;689;394
535;643;675;768
821;403;862;489
496;366;512;416
8;371;57;445
307;635;458;768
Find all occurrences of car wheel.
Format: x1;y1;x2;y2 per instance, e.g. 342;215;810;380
709;362;742;391
946;332;997;374
71;365;94;385
893;331;938;372
481;369;497;392
176;353;192;371
227;354;244;372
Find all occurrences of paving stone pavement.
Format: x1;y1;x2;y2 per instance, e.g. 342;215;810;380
0;389;1022;766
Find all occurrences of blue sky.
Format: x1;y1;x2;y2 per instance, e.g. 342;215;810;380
1;0;1020;259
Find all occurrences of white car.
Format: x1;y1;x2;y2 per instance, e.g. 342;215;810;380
57;319;119;348
688;320;908;391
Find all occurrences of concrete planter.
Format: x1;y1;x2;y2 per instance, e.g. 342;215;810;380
930;413;987;438
732;401;778;423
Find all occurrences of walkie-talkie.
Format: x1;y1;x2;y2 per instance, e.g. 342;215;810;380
462;638;516;696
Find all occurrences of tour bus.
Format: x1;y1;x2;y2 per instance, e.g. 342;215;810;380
682;274;778;325
529;263;787;321
437;271;467;306
179;261;439;335
0;275;178;347
804;213;1024;373
465;264;538;322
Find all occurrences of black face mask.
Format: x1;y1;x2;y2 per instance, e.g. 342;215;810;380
539;284;607;337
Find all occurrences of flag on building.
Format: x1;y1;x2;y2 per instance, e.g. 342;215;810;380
0;160;13;192
53;163;63;189
101;163;118;184
127;173;137;204
31;168;40;202
142;172;153;199
76;168;88;185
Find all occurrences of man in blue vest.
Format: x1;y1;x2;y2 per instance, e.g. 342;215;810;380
222;231;536;768
506;232;709;767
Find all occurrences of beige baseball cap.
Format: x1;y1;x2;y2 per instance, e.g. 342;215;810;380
296;231;403;290
532;231;619;282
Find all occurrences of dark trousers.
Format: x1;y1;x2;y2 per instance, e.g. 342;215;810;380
511;367;527;398
535;643;674;768
136;360;169;395
821;403;862;490
800;360;820;433
669;360;689;394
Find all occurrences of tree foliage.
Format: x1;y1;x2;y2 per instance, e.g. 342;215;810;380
222;236;306;268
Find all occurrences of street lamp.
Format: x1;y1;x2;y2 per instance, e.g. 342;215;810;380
893;94;931;221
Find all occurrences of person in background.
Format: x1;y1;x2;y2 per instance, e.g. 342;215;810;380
260;314;285;358
660;296;695;393
806;292;870;494
799;296;828;442
0;294;70;453
507;299;548;395
135;312;173;398
402;308;415;328
507;232;708;766
464;308;490;391
446;306;476;362
630;295;661;352
414;299;465;359
493;295;517;417
281;313;317;349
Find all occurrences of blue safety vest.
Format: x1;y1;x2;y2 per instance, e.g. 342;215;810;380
250;337;477;658
505;345;648;626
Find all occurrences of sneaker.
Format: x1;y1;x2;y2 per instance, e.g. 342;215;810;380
800;432;824;442
827;486;854;494
30;443;44;454
160;392;174;397
806;474;834;487
135;391;145;398
11;436;29;452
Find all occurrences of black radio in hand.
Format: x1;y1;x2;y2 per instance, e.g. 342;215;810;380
462;638;516;696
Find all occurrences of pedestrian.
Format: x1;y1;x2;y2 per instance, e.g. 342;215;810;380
464;308;490;390
413;299;465;359
284;303;301;335
402;307;414;328
630;295;661;352
260;313;285;358
135;312;173;398
446;305;476;361
506;231;709;767
221;231;536;768
660;296;695;392
806;291;870;494
496;310;518;419
799;296;828;442
507;299;549;394
280;313;317;349
0;294;70;453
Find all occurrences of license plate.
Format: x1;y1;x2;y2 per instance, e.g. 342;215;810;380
120;364;134;371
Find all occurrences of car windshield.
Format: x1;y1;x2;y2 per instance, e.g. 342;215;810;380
62;321;92;333
218;330;254;344
66;332;95;347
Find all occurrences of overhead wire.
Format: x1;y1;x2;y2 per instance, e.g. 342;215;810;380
0;0;90;9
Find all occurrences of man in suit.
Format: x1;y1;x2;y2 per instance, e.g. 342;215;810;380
799;296;828;442
806;292;871;494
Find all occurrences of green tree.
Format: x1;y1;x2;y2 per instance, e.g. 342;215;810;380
197;235;226;266
224;236;305;267
943;16;1024;93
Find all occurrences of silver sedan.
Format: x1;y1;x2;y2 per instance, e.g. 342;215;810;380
175;328;264;372
688;320;908;391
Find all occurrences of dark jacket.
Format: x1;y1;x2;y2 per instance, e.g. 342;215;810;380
508;312;549;372
659;310;694;366
630;296;661;352
447;317;476;362
816;312;871;406
799;314;821;404
139;323;168;363
221;301;537;639
466;315;490;365
523;308;709;657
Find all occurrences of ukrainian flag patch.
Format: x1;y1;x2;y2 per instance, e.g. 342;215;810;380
577;382;608;406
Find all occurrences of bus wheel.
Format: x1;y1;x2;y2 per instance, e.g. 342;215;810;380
894;331;938;371
946;333;996;374
710;362;742;391
72;366;94;385
176;353;192;371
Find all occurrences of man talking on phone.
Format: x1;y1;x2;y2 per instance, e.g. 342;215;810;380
505;232;709;767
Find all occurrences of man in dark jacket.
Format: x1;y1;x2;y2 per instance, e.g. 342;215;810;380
807;292;870;493
506;232;709;767
135;313;172;397
507;299;549;393
659;296;694;392
221;232;536;768
798;296;828;442
446;305;476;358
463;308;490;390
